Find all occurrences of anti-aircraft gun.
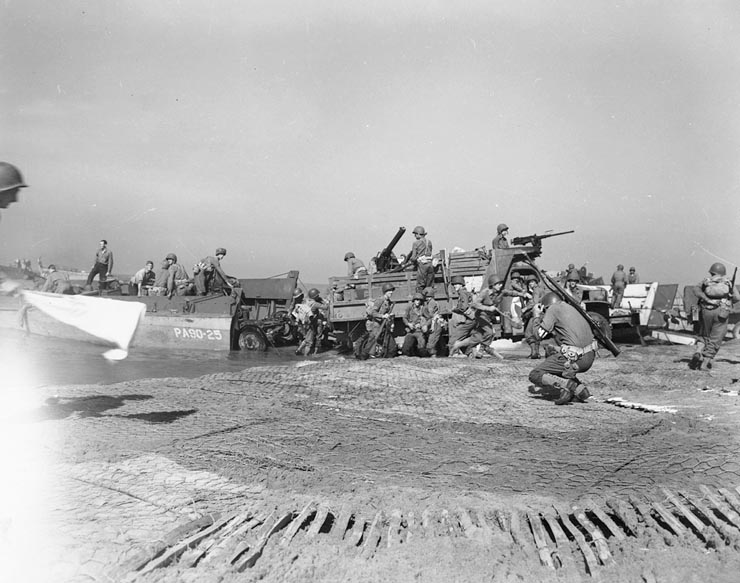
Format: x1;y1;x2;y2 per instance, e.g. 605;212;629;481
511;230;575;248
373;227;406;273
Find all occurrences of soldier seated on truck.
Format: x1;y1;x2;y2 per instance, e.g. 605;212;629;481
344;252;368;279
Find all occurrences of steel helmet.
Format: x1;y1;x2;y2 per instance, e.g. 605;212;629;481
566;270;580;282
617;264;624;270
293;288;304;298
412;292;424;301
48;264;57;271
215;247;227;256
568;263;575;270
487;274;503;287
496;223;508;234
511;271;522;280
344;252;355;260
308;288;321;299
412;226;426;236
629;266;636;272
541;292;561;308
165;253;178;262
0;162;27;193
381;283;395;293
709;262;726;276
450;275;465;286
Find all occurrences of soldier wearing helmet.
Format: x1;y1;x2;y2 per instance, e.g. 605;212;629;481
492;224;510;250
627;266;640;284
448;275;476;356
165;253;192;298
194;247;234;296
421;286;445;357
522;273;546;359
404;226;434;293
450;273;507;358
528;291;596;405
295;288;330;356
85;239;114;291
355;282;397;359
401;292;429;356
344;251;368;279
564;270;583;304
610;264;628;308
689;262;740;370
0;161;27;218
150;259;171;295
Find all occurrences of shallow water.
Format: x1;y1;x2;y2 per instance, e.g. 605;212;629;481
0;328;313;388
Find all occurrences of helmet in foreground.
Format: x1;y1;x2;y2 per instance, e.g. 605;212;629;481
308;288;320;299
709;262;726;276
541;292;561;308
0;162;27;193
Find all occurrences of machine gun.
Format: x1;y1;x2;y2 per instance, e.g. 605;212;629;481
374;227;406;273
511;230;575;247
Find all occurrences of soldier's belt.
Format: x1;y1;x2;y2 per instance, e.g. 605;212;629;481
560;340;598;360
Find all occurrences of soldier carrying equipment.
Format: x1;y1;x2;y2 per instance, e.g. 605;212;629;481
511;230;575;247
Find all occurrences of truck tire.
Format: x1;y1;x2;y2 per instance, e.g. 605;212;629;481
586;311;612;346
238;328;267;351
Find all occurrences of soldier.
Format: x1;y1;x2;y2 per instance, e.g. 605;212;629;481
150;259;171;296
628;266;640;284
165;253;192;297
451;274;506;358
492;224;510;250
130;261;156;296
564;270;583;304
356;282;397;359
41;264;73;294
194;248;234;295
422;286;445;357
296;288;330;356
523;275;546;359
344;252;368;278
404;226;434;293
402;292;428;356
448;275;475;356
528;292;596;405
0;162;28;220
689;262;740;370
610;264;628;308
85;239;114;290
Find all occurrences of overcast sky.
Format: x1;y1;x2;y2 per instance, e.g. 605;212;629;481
1;1;739;284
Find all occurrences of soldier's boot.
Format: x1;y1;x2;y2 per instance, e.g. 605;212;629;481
705;358;713;370
688;352;703;370
528;343;541;359
554;383;574;406
567;379;591;403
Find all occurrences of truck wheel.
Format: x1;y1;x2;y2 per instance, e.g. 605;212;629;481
238;329;267;351
587;311;612;345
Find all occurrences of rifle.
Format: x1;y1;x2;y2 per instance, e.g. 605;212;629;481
511;230;575;247
521;256;621;357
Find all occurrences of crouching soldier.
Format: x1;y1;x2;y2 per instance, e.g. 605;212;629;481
194;248;234;295
451;274;507;359
130;260;155;296
528;292;595;405
41;264;73;294
689;262;740;370
402;292;428;356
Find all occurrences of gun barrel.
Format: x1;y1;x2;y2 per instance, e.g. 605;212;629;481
382;227;406;255
511;229;574;246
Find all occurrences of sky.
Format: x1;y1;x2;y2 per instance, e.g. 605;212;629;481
1;0;739;285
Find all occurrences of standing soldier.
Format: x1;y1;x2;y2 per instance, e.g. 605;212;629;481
610;264;628;308
402;292;428;356
528;292;596;405
355;283;397;359
689;262;740;370
194;248;233;295
628;267;640;284
422;286;444;357
522;275;546;359
0;161;28;220
492;224;510;250
404;226;434;293
344;252;368;278
448;275;475;356
296;288;330;356
86;239;114;290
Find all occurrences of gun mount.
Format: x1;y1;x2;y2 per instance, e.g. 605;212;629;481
374;227;406;273
511;230;575;247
